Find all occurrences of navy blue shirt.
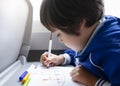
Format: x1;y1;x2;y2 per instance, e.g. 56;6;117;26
64;15;120;86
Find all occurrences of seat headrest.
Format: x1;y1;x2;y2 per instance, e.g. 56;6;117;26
0;0;32;73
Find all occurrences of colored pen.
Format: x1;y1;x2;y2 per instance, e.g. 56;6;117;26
47;32;52;67
19;71;28;81
22;73;30;84
22;78;31;86
19;64;35;81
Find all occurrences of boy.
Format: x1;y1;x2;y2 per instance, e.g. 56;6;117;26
40;0;120;86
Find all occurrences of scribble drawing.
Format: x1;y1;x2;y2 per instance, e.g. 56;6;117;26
34;66;65;86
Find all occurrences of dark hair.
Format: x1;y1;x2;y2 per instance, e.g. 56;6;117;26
40;0;104;35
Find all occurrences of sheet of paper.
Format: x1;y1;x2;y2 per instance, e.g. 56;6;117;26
28;65;84;86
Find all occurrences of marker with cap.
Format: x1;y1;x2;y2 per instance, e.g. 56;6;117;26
19;71;28;81
22;73;30;84
19;64;35;82
22;78;31;86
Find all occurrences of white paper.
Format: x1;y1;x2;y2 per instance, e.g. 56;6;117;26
28;65;84;86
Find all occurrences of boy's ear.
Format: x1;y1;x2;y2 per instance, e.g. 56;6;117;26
79;19;87;29
77;19;87;34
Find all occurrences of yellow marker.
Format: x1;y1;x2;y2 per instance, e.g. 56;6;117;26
22;73;30;84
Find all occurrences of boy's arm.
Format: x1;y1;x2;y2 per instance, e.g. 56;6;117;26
95;78;111;86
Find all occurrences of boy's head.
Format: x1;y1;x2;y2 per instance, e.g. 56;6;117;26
40;0;104;35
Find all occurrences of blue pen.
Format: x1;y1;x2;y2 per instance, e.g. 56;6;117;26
19;71;28;81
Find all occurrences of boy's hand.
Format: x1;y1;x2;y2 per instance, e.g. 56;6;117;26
70;66;99;86
40;52;65;67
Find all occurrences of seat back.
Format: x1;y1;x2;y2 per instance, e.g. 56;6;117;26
0;0;33;73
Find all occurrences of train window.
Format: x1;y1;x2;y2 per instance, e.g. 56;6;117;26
105;0;120;17
30;0;49;33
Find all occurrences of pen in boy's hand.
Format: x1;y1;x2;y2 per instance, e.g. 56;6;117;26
47;32;52;67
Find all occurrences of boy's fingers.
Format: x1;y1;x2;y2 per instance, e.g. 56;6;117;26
43;59;50;66
40;57;45;63
44;59;56;67
43;52;49;56
40;52;51;62
48;62;56;67
40;55;48;64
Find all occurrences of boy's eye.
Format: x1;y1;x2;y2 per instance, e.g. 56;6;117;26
57;34;60;37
